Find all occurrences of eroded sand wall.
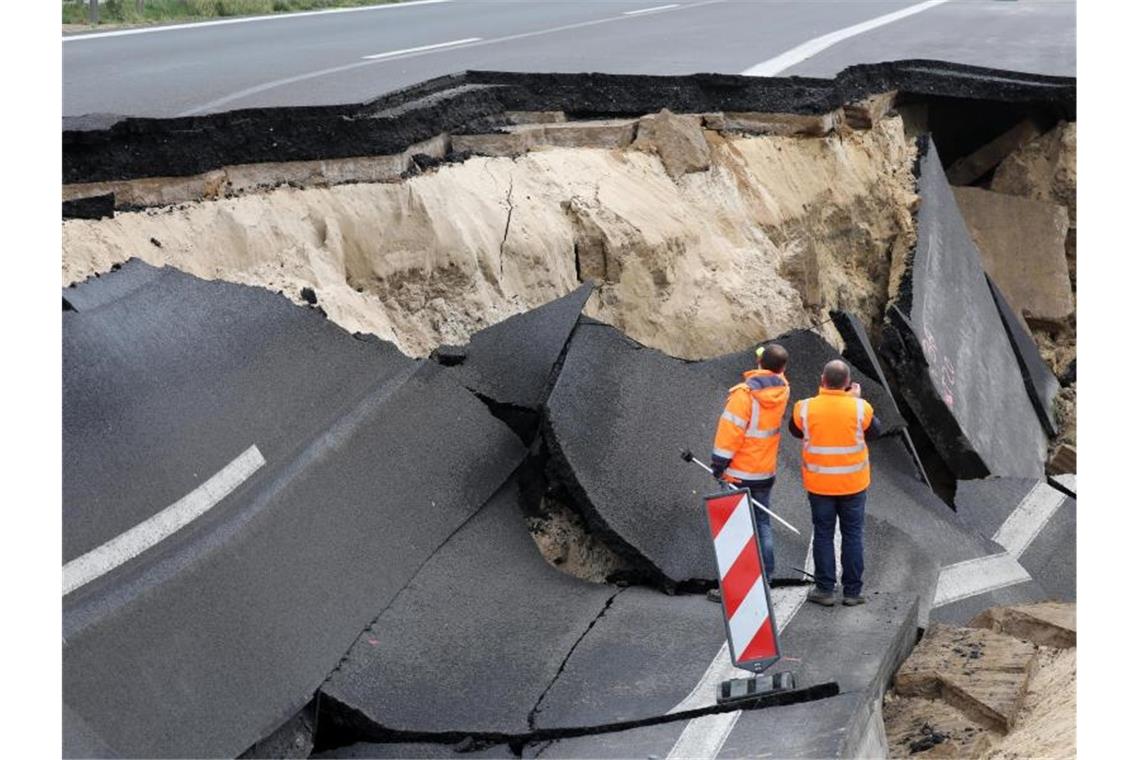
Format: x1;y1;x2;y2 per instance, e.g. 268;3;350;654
63;117;916;359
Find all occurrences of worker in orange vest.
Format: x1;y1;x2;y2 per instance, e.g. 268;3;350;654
710;343;790;577
789;360;883;607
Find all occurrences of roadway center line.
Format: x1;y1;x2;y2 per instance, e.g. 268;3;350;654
62;445;265;596
623;4;680;15
177;0;726;116
362;37;481;60
63;0;452;42
991;482;1067;559
740;0;951;76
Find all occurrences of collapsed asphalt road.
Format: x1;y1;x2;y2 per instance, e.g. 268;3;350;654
61;64;1076;758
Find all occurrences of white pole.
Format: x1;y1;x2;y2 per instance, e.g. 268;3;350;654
683;452;802;535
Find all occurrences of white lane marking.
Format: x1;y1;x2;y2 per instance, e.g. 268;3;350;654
63;0;452;42
362;37;481;60
624;4;680;15
177;0;726;115
932;553;1032;608
992;482;1067;559
1052;473;1076;494
62;445;265;596
740;0;951;76
667;552;810;760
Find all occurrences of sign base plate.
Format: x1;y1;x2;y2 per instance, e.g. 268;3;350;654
717;671;796;705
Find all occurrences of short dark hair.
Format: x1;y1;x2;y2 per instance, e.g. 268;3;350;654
821;360;851;389
759;343;788;372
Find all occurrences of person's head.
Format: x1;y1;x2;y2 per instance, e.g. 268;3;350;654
821;359;851;390
756;343;788;374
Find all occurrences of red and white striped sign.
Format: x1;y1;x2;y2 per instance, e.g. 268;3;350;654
704;488;780;670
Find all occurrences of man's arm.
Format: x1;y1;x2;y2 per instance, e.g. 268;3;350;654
864;412;883;441
787;403;804;439
711;391;749;477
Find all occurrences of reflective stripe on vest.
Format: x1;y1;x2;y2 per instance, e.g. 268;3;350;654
803;401;865;454
804;460;869;475
726;466;777;481
745;398;780;439
721;410;748;428
713;446;735;460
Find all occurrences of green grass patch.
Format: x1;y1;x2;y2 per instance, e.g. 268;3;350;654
64;1;403;27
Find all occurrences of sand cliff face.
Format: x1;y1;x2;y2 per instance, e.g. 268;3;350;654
62;116;917;359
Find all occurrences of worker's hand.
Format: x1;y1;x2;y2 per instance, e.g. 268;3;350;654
848;382;862;398
711;462;726;481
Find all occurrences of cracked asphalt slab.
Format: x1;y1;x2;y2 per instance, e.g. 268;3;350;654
63;265;526;758
882;138;1048;481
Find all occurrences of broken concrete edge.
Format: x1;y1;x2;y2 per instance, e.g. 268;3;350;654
63;60;1075;185
880;304;989;480
62;192;114;220
315;679;841;755
968;603;1076;649
985;275;1060;437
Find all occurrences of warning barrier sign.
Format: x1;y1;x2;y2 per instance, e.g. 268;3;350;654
704;488;780;671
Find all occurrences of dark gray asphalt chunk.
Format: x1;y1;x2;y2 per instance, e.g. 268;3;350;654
955;477;1075;602
829;309;903;422
321;477;617;737
532;590;726;730
63;264;526;758
449;282;593;411
881;138;1047;480
63;260;414;562
985;275;1061;437
717;691;884;759
315;741;516;759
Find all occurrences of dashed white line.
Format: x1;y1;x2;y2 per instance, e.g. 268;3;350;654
63;0;453;41
932;552;1032;609
740;0;952;76
624;4;680;15
177;0;725;116
362;37;481;60
62;445;265;596
992;482;1068;559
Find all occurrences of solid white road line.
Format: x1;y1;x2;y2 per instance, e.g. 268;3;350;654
62;445;265;596
932;553;1032;609
63;0;452;42
362;37;481;60
624;4;680;15
1052;473;1076;494
177;0;726;116
740;0;951;76
992;482;1067;559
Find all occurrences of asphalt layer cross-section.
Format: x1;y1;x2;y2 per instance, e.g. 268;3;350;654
62;263;527;758
62;0;1075;117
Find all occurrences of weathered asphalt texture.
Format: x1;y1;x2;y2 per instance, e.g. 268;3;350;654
63;61;1075;185
320;477;618;738
881;138;1048;481
986;274;1061;437
955;478;1075;603
63;264;526;758
441;282;593;440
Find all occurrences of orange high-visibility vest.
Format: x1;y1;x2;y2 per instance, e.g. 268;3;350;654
793;389;874;495
713;369;790;482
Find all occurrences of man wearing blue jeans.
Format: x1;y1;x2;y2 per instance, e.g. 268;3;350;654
789;360;882;606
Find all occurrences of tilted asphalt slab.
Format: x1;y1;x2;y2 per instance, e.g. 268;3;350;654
320;476;618;738
444;282;593;425
881;138;1048;481
63;264;526;758
986;274;1061;438
955;478;1075;603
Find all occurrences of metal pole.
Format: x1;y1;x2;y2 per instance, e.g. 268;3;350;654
89;0;99;25
680;450;802;535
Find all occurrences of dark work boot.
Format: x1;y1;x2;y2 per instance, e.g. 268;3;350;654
842;594;866;606
807;588;835;606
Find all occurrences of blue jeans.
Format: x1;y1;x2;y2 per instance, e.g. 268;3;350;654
740;479;776;579
808;490;867;597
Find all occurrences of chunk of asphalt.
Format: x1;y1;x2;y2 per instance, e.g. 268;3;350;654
314;741;514;758
63;264;526;758
534;591;917;732
63;257;166;312
985;275;1060;437
881;137;1048;480
449;282;594;410
62;192;114;220
954;478;1075;603
320;477;617;738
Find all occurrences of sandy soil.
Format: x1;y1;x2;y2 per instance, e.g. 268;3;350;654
63;117;916;359
527;498;629;584
983;647;1076;760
